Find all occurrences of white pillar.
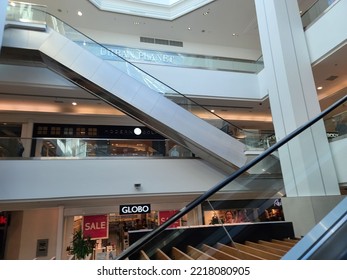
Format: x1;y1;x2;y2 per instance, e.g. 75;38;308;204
55;206;64;260
255;0;340;197
20;120;34;158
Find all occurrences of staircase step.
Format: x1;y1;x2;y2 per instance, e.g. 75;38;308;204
216;243;264;260
139;250;150;260
245;241;287;256
277;238;300;245
234;242;281;260
271;239;297;247
171;247;194;260
258;240;292;251
200;244;240;260
155;248;171;260
186;245;217;260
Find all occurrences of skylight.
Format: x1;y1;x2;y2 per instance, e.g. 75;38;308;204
88;0;214;20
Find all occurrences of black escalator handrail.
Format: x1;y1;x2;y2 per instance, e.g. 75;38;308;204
35;8;257;134
116;94;347;260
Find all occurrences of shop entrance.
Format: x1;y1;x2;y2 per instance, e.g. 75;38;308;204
69;212;158;260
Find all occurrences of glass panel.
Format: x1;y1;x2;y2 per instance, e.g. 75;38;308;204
301;0;338;28
324;110;347;140
6;1;46;24
0;123;23;157
0;138;194;159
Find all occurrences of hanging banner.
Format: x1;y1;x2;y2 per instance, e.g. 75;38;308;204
158;210;181;228
82;215;109;240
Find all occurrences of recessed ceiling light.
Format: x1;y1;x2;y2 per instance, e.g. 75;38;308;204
188;27;191;30
72;102;77;106
317;86;323;90
232;33;239;36
210;109;215;113
203;11;209;16
77;11;83;16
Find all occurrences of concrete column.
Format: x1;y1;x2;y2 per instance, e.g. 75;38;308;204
255;0;339;197
281;196;345;238
21;120;34;158
55;206;64;260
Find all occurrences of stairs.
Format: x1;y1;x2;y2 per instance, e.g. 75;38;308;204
137;238;299;260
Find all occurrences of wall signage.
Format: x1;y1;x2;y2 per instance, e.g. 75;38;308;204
119;204;151;215
0;215;7;226
158;210;181;228
36;239;49;257
83;215;109;240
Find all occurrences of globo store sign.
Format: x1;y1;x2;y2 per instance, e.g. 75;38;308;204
120;204;151;215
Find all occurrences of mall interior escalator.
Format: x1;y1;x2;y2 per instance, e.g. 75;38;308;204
1;2;251;172
2;2;347;260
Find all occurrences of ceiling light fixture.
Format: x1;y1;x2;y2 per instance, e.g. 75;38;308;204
134;127;142;135
317;86;323;90
72;102;77;106
77;11;83;16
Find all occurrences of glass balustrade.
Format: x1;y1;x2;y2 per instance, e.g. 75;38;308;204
301;0;339;29
0;137;193;159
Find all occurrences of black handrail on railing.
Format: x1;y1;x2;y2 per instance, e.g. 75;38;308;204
116;94;347;259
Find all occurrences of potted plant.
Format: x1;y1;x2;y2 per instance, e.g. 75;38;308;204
71;229;94;260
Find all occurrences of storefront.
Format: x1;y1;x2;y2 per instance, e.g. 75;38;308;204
62;199;283;260
63;203;189;260
202;199;284;225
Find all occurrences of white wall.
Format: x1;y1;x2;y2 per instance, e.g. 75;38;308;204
12;208;59;260
0;158;285;204
305;0;347;64
0;159;226;201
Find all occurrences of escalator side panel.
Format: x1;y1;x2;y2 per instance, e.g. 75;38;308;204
3;27;247;170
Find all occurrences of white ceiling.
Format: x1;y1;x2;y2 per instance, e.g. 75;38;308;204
30;0;262;50
1;0;346;130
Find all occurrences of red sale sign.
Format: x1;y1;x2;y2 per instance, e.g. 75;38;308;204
158;210;181;228
83;215;109;239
